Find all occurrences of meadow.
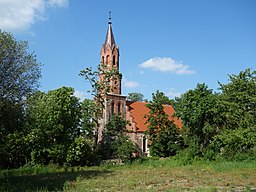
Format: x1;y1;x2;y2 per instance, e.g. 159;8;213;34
1;158;256;192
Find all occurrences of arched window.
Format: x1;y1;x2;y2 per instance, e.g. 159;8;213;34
106;55;109;65
111;102;115;115
102;56;104;64
118;102;121;114
113;55;116;66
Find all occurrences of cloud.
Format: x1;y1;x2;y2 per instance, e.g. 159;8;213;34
139;57;195;75
0;0;69;32
165;90;182;98
74;90;87;101
123;78;139;88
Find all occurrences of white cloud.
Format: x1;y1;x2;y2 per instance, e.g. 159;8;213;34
123;78;139;88
0;0;69;32
74;90;87;101
165;90;182;98
139;57;195;75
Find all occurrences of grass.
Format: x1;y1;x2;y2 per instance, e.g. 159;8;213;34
1;159;256;191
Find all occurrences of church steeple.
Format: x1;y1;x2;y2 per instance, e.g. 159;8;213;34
100;13;121;95
97;14;127;143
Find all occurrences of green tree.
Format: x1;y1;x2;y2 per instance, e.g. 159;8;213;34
0;31;41;101
100;114;135;161
174;84;220;157
218;68;256;129
80;64;122;146
80;98;97;138
66;135;93;166
145;90;184;157
127;92;144;102
0;31;41;168
209;69;256;159
25;87;81;165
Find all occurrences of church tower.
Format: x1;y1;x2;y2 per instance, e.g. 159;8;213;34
99;15;121;95
97;14;126;142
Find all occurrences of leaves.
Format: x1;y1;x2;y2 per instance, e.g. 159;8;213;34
127;92;144;102
175;69;256;160
25;87;81;164
145;91;184;157
0;31;42;101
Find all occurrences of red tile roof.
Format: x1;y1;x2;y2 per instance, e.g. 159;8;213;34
126;101;182;133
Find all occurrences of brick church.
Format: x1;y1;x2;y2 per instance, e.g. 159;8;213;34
97;17;182;156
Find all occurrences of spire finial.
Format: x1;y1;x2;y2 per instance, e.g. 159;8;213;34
108;11;112;24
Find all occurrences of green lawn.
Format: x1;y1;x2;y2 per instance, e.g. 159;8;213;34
1;159;256;191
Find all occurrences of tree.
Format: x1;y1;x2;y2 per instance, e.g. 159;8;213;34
80;64;122;146
0;31;41;101
25;87;81;165
66;135;93;166
0;31;41;168
127;92;144;102
80;98;97;138
145;90;184;157
100;114;135;161
209;69;256;159
174;84;220;157
218;68;256;129
174;70;256;160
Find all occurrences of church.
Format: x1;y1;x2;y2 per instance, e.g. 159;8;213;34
97;17;182;156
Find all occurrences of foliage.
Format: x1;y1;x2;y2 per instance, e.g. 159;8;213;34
79;64;121;115
79;64;122;146
0;31;41;101
174;83;220;156
218;68;256;129
100;114;135;161
210;128;256;160
175;69;256;160
145;90;184;157
127;92;144;102
0;31;41;168
66;136;93;166
210;68;256;159
117;140;135;162
25;87;81;165
80;98;97;138
0;99;26;167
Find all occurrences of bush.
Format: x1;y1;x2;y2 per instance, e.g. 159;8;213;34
117;140;135;163
66;136;93;166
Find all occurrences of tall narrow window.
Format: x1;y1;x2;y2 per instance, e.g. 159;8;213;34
118;102;121;114
142;137;147;153
111;102;115;115
106;55;109;65
102;56;104;64
113;55;116;66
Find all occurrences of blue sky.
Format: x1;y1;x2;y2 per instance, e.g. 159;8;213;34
1;0;255;100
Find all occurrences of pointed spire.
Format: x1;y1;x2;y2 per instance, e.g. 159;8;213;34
104;11;116;48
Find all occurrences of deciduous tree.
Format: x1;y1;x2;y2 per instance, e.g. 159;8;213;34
146;90;183;157
0;31;41;101
25;87;81;165
0;31;41;168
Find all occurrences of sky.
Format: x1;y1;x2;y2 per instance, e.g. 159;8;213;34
0;0;255;101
